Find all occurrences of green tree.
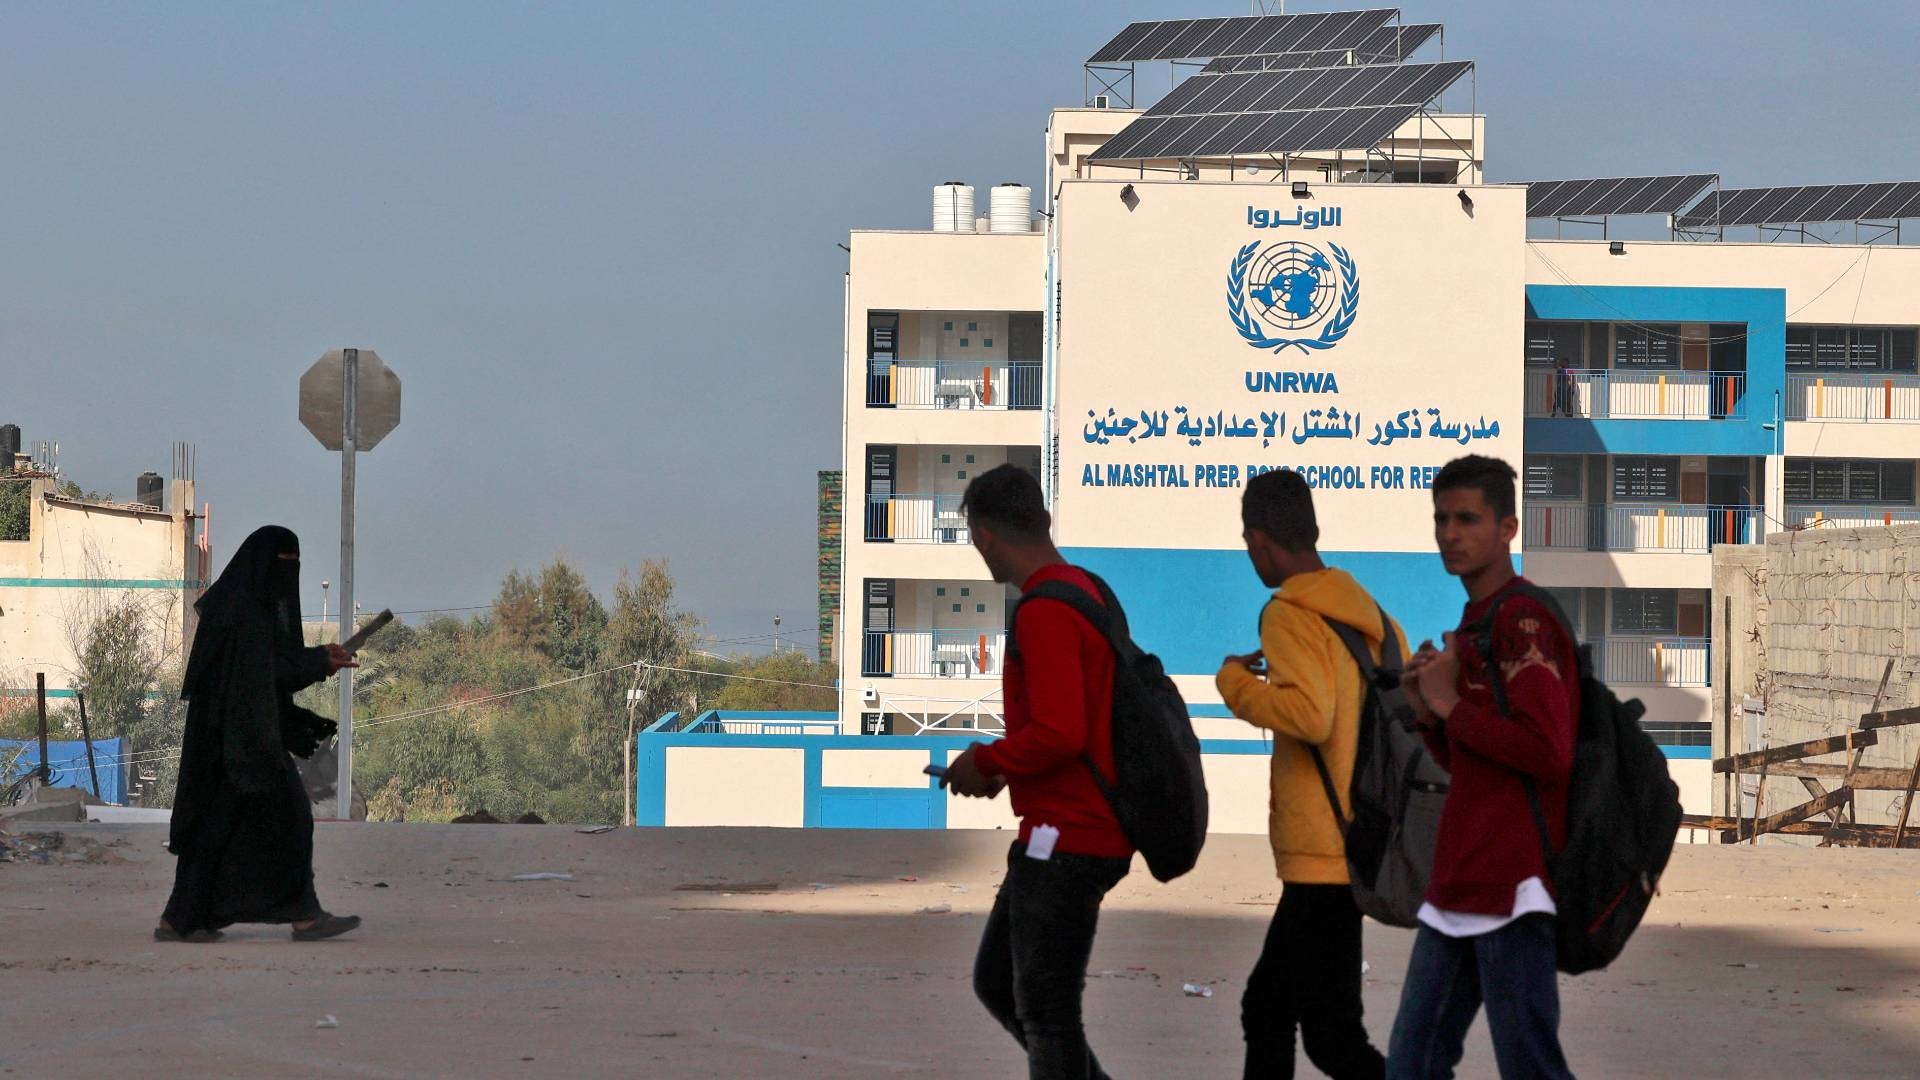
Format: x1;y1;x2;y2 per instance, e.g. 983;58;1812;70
711;651;837;711
0;476;27;541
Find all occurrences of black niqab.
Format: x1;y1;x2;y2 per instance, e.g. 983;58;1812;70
164;525;336;934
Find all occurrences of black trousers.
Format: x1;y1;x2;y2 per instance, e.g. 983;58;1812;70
1242;882;1386;1079
973;841;1131;1079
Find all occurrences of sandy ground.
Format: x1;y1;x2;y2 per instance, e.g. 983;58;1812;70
1;824;1917;1079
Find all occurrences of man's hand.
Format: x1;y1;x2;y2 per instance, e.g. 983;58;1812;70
324;644;360;676
944;744;1006;799
1220;651;1266;676
1413;632;1462;720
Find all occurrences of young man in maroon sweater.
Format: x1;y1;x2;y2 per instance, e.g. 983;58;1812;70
943;464;1131;1080
1387;455;1578;1080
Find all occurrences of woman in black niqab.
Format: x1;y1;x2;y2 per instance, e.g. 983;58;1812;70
158;525;363;942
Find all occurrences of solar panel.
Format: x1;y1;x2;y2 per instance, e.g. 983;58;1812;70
1525;175;1717;219
1674;181;1920;226
1137;61;1468;121
1202;23;1441;73
1090;100;1428;160
1087;10;1400;64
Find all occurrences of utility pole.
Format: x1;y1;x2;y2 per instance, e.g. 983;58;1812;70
623;661;657;827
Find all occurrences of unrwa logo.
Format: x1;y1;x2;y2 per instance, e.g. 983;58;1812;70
1227;240;1359;353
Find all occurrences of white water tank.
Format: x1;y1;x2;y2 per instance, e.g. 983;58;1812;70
933;182;976;232
989;183;1033;234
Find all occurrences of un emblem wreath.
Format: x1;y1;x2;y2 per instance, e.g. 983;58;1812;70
1227;240;1360;354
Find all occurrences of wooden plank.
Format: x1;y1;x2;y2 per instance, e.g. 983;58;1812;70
1799;777;1845;825
1718;787;1851;843
1827;658;1895;844
1682;815;1920;845
1764;763;1915;789
1714;730;1877;773
1895;742;1920;849
1860;706;1920;730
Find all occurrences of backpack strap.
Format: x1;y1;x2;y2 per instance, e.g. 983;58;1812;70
1003;570;1136;809
1467;582;1573;870
1309;605;1401;828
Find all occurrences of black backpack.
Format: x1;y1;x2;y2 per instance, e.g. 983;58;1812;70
1302;606;1449;928
1007;572;1209;882
1472;582;1682;975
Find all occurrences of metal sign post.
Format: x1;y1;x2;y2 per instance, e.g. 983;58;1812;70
336;350;358;821
300;348;401;820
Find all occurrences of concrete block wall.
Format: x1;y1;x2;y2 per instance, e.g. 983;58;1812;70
1713;525;1920;822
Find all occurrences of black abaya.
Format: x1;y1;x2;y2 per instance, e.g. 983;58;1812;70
162;526;338;934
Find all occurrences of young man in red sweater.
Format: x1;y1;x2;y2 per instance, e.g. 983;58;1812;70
1388;455;1577;1080
944;464;1131;1080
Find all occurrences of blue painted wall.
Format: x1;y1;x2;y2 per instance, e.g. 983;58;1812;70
1522;284;1787;457
1063;546;1470;675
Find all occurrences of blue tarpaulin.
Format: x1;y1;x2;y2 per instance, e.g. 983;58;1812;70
1;737;126;804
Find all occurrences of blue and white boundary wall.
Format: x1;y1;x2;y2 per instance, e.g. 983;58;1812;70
635;711;1710;832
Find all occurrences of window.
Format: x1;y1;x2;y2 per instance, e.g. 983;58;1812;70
976;603;986;613
967;321;977;331
941;454;951;464
952;603;962;613
960;588;970;597
1613;324;1682;368
1786;325;1920;372
943;321;953;331
984;338;994;348
1612;457;1679;501
1785;459;1918;504
964;454;975;464
1524;455;1583;500
1524;321;1586;368
959;338;969;347
1612;589;1678;634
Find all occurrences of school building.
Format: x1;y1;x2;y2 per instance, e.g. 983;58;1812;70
644;8;1920;831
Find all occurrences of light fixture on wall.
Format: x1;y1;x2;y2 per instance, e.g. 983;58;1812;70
1291;180;1311;198
1457;189;1474;212
1609;241;1627;255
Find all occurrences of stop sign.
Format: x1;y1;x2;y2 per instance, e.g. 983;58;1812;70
299;348;402;451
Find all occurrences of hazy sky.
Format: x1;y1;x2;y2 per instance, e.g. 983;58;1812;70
6;1;1916;648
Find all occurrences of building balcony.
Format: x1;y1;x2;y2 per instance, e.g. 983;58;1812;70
1524;503;1762;554
1591;636;1708;687
866;493;968;544
861;629;1006;679
1785;504;1920;530
867;359;1042;410
1786;373;1920;422
1524;369;1746;420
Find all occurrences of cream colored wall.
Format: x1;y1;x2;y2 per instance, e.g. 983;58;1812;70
0;481;196;693
664;747;805;827
822;748;928;789
1053;179;1527;553
1526;240;1920;323
840;230;1047;731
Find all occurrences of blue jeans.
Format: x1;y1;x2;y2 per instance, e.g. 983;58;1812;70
1386;915;1572;1080
973;841;1131;1079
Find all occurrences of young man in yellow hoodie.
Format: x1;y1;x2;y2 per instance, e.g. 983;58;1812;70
1218;468;1397;1080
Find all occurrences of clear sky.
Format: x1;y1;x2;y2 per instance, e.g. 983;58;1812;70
6;1;1916;648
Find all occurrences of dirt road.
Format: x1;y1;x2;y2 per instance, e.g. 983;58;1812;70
1;824;1915;1077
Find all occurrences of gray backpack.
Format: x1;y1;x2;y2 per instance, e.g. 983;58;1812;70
1296;606;1449;927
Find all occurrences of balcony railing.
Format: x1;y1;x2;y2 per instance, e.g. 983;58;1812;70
1524;369;1746;420
862;629;1006;679
867;359;1042;410
866;494;969;543
1785;505;1920;530
1786;372;1920;422
1524;503;1762;553
1591;636;1709;687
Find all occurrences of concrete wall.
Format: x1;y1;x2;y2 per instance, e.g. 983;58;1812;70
0;478;200;696
1712;526;1920;823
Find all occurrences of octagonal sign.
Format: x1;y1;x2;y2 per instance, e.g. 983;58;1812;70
299;348;401;451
